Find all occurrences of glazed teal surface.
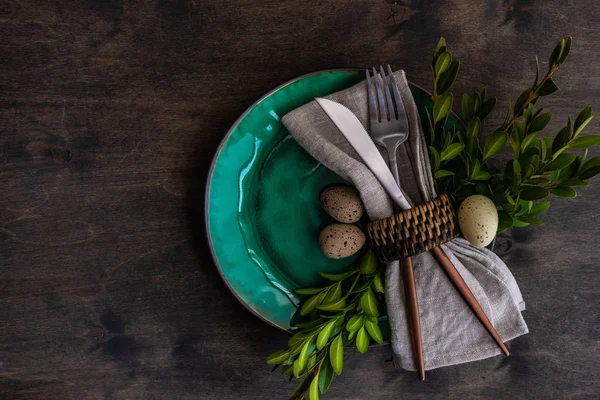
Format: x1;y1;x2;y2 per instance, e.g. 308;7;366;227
206;70;436;334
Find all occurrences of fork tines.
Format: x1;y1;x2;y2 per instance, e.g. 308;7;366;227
365;65;407;123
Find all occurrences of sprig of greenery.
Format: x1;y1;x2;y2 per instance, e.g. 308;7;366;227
426;36;600;232
266;250;385;400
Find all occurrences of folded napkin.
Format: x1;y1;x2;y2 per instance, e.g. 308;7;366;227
282;70;528;371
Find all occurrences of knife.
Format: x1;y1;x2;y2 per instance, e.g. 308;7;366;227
315;97;412;211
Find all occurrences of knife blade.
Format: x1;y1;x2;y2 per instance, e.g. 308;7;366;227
315;97;411;210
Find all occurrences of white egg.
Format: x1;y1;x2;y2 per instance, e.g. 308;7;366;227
458;195;498;247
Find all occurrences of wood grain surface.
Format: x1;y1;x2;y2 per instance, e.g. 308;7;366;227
1;1;599;399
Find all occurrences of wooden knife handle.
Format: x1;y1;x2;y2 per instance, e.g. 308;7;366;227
401;257;426;380
430;246;510;356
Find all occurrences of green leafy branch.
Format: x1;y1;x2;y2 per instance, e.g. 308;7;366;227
425;36;600;232
266;250;385;400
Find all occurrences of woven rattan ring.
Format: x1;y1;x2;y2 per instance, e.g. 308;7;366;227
366;194;459;263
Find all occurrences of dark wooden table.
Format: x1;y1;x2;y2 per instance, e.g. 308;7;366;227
1;1;599;399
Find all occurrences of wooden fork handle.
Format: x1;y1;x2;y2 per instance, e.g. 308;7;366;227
430;247;510;356
401;257;426;381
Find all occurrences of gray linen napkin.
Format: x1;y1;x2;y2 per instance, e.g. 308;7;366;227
282;70;528;371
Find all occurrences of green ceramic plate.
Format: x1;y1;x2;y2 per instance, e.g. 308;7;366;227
205;69;435;338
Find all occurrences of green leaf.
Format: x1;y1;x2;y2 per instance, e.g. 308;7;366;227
579;167;600;180
438;117;450;146
316;320;336;350
309;375;320;400
435;51;452;75
360;288;379;317
289;327;322;344
433;93;453;123
483;131;509;162
549;37;566;66
557;36;572;65
478;97;497;120
475;183;489;196
520;186;549;201
466;135;479;158
295;288;325;295
293;358;303;378
561;179;588;186
569;135;600;149
461;94;473;121
318;271;355;281
473;91;482;114
267;349;291;365
523;102;533;123
349;278;374;294
520;132;540;153
512;120;524;144
434;169;455;179
529;201;550;216
522;154;540;179
434;37;447;58
347;329;357;342
437;60;460;94
356;327;369;354
471;171;491;181
429;146;441;171
528;112;552;134
545;153;576;171
359;249;377;275
346;314;364;332
307;353;317;372
538;78;558;96
322;281;342;305
467;117;482;138
373;273;384;293
440;143;465;162
573;107;593;137
289;334;308;350
318;359;334;394
300;291;327;316
550;186;577;198
541;137;552;161
364;320;383;344
579;156;600;180
329;335;343;374
516;216;543;226
425;107;435;142
514;88;532;115
297;340;312;372
317;296;347;312
294;318;325;330
497;210;514;232
281;363;294;376
478;87;487;101
560;157;580;181
471;158;481;175
512;219;530;227
505;159;521;188
502;102;513;127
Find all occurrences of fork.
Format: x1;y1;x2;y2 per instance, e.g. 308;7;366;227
365;66;510;381
366;65;426;380
366;65;410;185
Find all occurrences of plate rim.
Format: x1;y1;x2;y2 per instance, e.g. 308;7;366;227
204;68;432;335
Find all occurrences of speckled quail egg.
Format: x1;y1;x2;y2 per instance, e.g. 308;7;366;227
458;195;498;247
320;186;364;223
319;223;365;259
